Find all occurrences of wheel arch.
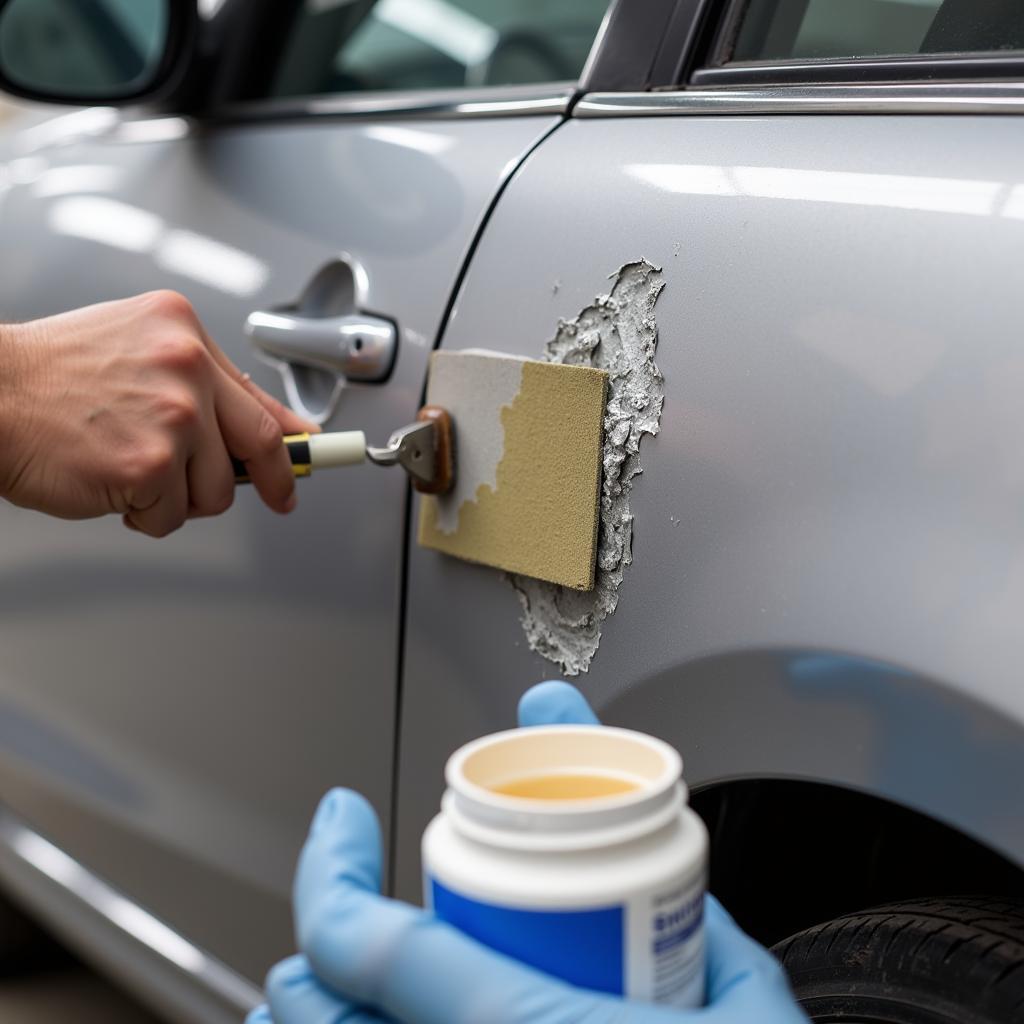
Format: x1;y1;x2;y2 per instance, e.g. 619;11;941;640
596;648;1024;942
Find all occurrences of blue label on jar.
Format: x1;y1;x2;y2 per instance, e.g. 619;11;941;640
430;877;625;995
654;892;704;954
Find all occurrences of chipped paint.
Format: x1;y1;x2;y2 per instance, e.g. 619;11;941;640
509;259;665;675
426;350;524;534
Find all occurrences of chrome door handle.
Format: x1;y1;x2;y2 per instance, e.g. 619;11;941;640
245;310;396;382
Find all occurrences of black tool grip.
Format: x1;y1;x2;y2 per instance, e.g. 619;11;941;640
233;435;312;484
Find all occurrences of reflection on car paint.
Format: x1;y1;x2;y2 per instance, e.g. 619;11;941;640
47;196;269;296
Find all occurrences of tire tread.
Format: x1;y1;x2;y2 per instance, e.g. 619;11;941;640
774;896;1024;1023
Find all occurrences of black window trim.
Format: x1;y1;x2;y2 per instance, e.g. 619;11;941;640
580;0;702;93
571;0;1024;118
694;0;1024;88
693;53;1024;87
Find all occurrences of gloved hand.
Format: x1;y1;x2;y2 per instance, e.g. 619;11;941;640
249;682;809;1024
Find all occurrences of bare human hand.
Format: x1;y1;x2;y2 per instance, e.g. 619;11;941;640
0;290;317;537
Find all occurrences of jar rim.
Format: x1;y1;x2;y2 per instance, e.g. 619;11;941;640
443;725;686;851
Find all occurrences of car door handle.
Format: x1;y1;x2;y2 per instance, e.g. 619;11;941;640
245;310;397;382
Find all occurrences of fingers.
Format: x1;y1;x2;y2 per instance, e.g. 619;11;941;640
211;367;297;514
266;955;383;1024
245;1007;273;1024
239;371;321;437
517;681;601;727
169;298;313;511
302;886;590;1024
294;790;596;1024
704;895;800;1014
123;459;189;538
186;393;234;518
295;789;383;919
120;387;234;533
193;320;319;436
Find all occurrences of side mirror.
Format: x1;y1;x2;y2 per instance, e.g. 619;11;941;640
0;0;195;105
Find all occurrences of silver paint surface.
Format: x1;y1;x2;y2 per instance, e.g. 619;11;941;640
510;260;665;674
0;807;259;1021
5;91;1024;1021
394;113;1024;901
0;105;558;1007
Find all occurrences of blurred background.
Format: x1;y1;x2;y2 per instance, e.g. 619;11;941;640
0;90;164;1024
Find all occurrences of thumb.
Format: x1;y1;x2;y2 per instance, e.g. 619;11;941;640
294;787;382;949
518;681;601;727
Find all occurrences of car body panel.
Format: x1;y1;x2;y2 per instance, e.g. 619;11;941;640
0;106;560;983
0;806;258;1024
4;5;1024;1014
394;112;1024;900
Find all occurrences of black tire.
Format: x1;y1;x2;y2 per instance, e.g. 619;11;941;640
773;897;1024;1024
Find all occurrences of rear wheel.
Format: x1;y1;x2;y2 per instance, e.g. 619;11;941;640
773;897;1024;1024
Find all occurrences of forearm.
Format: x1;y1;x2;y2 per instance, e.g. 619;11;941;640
0;320;37;503
0;321;21;398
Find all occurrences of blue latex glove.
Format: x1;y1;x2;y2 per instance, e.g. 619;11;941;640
249;682;808;1024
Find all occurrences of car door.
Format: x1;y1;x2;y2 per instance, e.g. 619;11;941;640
0;0;610;1011
394;0;1024;924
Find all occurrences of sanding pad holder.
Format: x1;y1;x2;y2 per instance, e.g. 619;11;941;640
232;405;454;494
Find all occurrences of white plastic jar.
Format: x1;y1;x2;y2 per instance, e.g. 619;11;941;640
422;724;708;1008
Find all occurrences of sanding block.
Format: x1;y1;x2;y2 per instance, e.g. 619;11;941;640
418;350;608;591
238;350;608;591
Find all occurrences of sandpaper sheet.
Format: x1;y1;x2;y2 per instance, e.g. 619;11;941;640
418;350;608;591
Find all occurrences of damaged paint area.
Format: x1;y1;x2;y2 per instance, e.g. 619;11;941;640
509;259;666;676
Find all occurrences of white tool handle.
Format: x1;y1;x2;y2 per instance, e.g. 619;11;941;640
308;431;367;468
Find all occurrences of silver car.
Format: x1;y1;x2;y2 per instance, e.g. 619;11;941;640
0;0;1023;1021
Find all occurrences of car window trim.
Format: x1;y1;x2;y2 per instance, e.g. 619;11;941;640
192;0;659;121
696;0;1024;87
580;0;700;93
198;0;706;122
202;82;577;125
574;82;1024;118
647;0;719;87
694;53;1024;87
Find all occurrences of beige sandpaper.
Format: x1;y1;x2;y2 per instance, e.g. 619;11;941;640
418;351;608;590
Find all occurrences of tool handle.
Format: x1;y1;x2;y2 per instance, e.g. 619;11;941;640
233;431;366;483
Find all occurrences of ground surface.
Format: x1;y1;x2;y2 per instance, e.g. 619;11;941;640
0;964;166;1022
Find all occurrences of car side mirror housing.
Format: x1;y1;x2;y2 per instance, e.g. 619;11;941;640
0;0;195;105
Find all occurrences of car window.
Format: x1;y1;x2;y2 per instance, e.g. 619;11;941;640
732;0;1024;63
271;0;611;98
